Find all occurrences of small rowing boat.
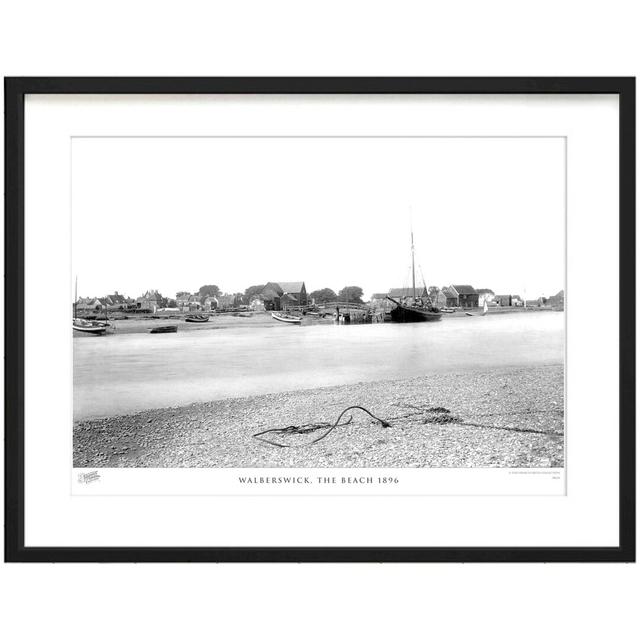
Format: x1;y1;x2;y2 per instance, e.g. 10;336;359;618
271;312;302;324
73;318;107;335
150;325;178;334
184;314;209;323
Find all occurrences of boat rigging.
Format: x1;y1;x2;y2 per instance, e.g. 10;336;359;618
386;227;442;323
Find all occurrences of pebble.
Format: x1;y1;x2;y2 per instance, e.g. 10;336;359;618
74;365;564;469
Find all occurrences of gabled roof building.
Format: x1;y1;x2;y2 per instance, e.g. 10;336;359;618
451;285;478;308
442;286;459;307
261;281;307;310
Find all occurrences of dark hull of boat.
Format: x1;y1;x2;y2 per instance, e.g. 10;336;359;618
389;303;442;323
150;325;178;334
185;316;209;323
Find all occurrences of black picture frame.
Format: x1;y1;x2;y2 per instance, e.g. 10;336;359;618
4;77;635;563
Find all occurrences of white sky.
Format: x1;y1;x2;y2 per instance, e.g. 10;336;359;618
72;136;565;300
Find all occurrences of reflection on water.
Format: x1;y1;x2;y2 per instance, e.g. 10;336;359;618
74;312;564;419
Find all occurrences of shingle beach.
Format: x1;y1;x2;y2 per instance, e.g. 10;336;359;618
74;364;563;468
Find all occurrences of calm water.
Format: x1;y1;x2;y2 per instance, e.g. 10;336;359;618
74;312;564;419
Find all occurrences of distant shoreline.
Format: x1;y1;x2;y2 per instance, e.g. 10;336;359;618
73;306;561;336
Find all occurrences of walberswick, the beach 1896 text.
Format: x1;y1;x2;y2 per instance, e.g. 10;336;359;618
237;475;399;484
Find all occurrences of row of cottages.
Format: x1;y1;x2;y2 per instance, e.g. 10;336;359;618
216;293;242;310
102;292;129;309
176;292;205;312
176;293;193;312
175;292;243;312
76;292;132;313
76;297;108;313
136;290;164;313
371;285;496;309
525;290;564;309
260;281;307;310
173;292;245;312
494;294;524;307
442;286;508;308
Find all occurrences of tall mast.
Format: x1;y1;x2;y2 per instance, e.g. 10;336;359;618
411;228;416;301
74;276;78;320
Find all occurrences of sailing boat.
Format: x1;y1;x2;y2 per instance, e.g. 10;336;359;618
73;277;108;335
386;230;442;323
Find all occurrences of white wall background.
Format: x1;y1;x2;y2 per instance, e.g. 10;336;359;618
1;1;638;639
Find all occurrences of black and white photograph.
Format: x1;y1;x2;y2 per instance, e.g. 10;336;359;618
72;135;565;471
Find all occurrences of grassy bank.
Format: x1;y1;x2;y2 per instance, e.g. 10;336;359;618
74;364;564;468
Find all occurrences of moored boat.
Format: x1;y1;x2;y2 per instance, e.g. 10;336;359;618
73;277;110;334
184;314;209;323
73;318;108;335
387;228;442;323
271;312;302;324
150;325;178;334
386;297;443;322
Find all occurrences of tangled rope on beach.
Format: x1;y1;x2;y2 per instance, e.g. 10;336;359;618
252;405;392;448
252;401;563;449
393;403;563;435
